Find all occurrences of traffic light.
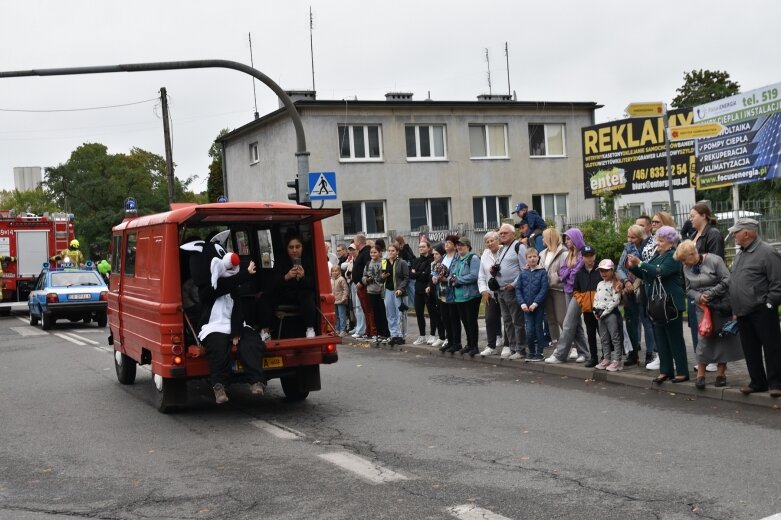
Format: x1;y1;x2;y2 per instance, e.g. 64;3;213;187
287;179;299;202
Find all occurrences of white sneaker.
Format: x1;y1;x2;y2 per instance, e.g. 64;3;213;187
568;348;578;360
442;340;448;348
508;352;523;360
426;335;437;344
646;355;660;370
500;347;512;359
545;355;563;364
705;363;718;372
413;336;427;345
305;327;316;338
351;332;363;338
480;347;497;356
595;358;611;370
606;360;622;372
432;338;444;347
260;329;271;342
575;355;587;363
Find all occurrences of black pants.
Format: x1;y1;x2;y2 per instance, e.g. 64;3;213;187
414;291;437;336
484;296;501;348
583;311;599;360
738;306;781;391
457;297;482;349
259;289;317;331
369;292;390;338
441;301;460;347
203;328;265;387
428;295;445;339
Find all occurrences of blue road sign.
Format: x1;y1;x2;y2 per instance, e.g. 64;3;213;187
308;171;337;200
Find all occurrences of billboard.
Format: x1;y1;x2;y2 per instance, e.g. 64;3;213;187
581;109;695;199
694;82;781;190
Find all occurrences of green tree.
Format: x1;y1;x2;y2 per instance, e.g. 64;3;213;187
671;69;740;109
0;187;58;215
207;128;230;203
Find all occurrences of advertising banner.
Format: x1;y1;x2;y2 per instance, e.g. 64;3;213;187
694;82;781;190
581;109;695;199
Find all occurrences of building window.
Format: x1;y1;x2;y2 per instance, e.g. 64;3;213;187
410;198;451;231
651;201;680;218
405;125;446;160
624;203;644;218
249;142;259;164
338;125;383;161
529;123;565;157
342;201;386;235
473;196;510;230
531;193;568;221
469;124;508;159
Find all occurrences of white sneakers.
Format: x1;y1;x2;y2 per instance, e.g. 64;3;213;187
306;327;316;338
500;347;512;359
426;335;437;344
508;352;523;360
413;336;428;345
568;348;578;360
545;355;563;364
606;360;622;372
260;329;271;342
480;347;497;356
595;358;611;370
705;363;718;372
575;355;587;363
432;338;445;347
645;355;660;370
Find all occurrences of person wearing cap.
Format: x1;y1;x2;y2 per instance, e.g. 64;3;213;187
593;259;625;371
451;236;481;357
573;245;602;367
435;235;461;353
513;202;546;251
728;218;781;397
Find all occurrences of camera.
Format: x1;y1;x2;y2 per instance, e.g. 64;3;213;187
490;263;501;276
448;275;457;286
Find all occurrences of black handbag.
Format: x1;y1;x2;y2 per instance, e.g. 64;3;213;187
487;277;501;291
647;275;678;324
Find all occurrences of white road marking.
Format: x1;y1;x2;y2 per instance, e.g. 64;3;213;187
250;420;305;440
318;452;408;485
16;317;29;325
759;514;781;520
448;504;513;520
93;347;104;352
11;326;48;337
62;333;99;345
54;333;85;345
72;328;105;333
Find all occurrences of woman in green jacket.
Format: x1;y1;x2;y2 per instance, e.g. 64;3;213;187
627;225;689;383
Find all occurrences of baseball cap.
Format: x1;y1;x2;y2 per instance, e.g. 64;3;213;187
348;243;356;249
598;259;615;270
456;236;471;248
727;217;759;234
513;202;528;214
582;245;595;255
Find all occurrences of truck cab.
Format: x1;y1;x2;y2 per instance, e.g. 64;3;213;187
108;201;340;412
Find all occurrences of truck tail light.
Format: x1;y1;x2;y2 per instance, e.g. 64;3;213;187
171;342;183;356
46;293;59;303
99;291;108;301
173;356;183;365
324;344;337;354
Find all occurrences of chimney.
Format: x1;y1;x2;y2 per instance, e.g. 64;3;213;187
385;92;413;101
477;94;513;102
279;90;316;108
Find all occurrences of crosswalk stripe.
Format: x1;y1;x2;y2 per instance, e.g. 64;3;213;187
10;326;48;337
318;452;408;484
448;504;513;520
250;420;305;440
63;333;99;345
54;332;86;346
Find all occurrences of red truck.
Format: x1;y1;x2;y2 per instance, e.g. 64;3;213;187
0;210;75;313
107;201;340;412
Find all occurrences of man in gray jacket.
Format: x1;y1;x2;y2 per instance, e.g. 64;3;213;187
728;218;781;397
493;223;527;359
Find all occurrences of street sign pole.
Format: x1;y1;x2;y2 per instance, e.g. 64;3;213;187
663;106;675;219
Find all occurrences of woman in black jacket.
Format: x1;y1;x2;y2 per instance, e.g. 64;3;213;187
410;241;436;345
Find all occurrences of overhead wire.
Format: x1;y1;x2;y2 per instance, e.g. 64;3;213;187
0;97;158;113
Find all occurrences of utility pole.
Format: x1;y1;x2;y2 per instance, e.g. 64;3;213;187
160;87;175;204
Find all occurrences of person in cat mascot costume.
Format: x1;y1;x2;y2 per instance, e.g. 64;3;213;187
181;231;266;404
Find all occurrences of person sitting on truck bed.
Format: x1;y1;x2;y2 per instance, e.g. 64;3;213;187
184;233;267;404
258;236;317;340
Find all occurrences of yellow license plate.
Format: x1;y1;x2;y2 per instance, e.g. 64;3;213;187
263;356;283;369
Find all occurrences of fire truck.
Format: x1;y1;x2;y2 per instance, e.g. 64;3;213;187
0;209;76;313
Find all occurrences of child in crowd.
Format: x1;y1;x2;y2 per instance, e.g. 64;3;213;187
594;259;625;371
572;245;602;367
515;248;548;361
362;246;391;343
331;265;349;335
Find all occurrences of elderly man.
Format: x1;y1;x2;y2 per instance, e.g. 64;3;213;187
485;223;528;359
729;218;781;397
477;231;504;356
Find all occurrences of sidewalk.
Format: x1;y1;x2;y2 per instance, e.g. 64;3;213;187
344;316;780;410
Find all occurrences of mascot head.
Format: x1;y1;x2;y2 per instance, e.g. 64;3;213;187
181;230;239;289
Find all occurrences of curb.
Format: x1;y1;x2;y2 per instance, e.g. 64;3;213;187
343;338;781;411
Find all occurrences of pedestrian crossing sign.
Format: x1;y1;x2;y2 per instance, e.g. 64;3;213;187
308;171;337;200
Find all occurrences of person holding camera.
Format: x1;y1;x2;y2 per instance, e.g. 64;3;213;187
451;237;481;357
493;223;528;359
477;231;504;356
435;236;461;353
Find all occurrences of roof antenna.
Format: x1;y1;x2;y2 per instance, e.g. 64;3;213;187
485;48;492;95
310;6;316;92
505;42;511;96
248;32;259;119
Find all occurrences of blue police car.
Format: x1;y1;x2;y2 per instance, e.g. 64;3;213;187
28;262;108;329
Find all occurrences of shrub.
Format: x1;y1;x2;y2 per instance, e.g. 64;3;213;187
576;217;634;263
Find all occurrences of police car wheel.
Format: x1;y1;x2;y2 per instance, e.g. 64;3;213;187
29;310;39;326
96;313;107;328
41;312;54;330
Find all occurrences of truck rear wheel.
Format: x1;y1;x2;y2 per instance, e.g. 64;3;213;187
152;374;187;413
280;371;313;402
114;350;137;385
42;312;54;330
